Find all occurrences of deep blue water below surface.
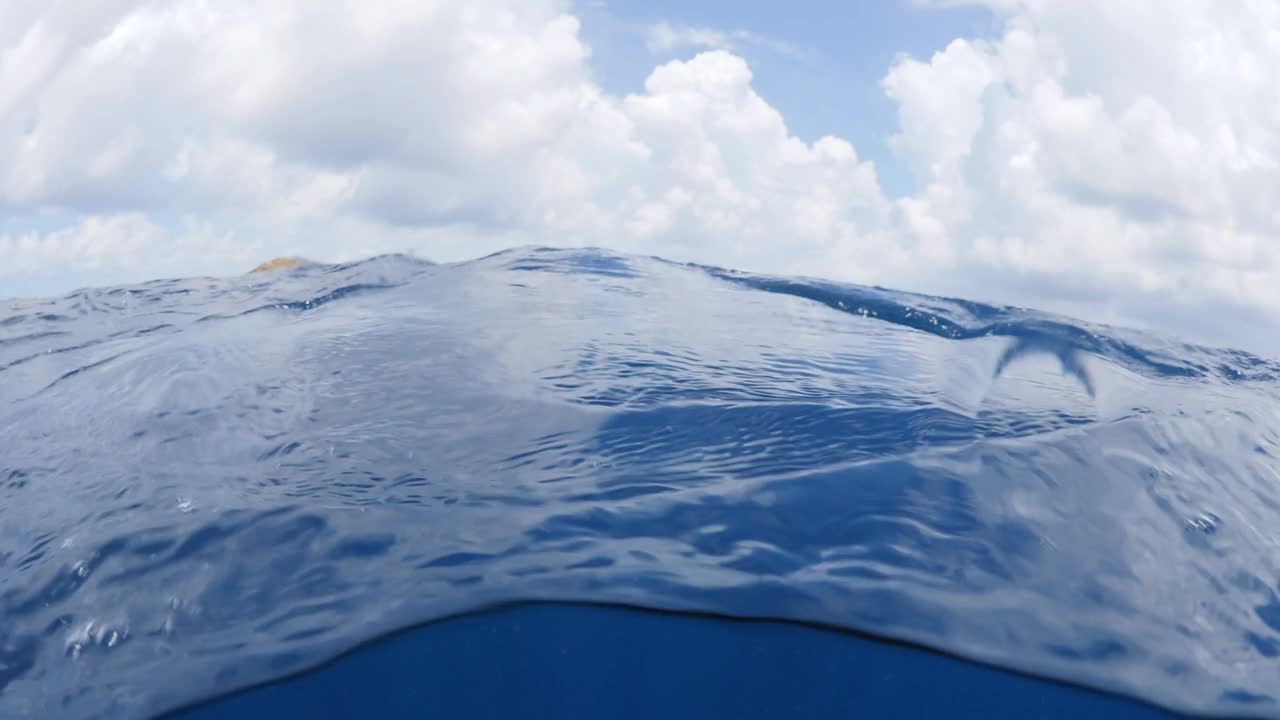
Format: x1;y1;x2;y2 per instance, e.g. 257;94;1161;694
168;602;1181;720
3;247;1280;719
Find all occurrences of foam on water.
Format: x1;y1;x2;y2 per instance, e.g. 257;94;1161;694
2;247;1279;718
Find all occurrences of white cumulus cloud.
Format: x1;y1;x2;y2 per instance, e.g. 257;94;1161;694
883;0;1280;348
2;0;1280;353
0;0;893;283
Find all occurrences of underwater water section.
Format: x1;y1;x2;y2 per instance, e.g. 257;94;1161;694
169;602;1180;720
1;247;1279;719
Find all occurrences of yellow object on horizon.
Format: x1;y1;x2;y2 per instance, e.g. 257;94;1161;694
249;257;311;273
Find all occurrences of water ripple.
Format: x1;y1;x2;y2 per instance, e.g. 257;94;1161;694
2;247;1279;718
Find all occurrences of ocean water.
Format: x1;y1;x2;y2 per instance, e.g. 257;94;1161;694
2;246;1279;719
169;603;1179;720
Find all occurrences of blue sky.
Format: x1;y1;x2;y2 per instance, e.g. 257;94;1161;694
575;0;996;196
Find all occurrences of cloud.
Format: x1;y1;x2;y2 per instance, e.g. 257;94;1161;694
0;1;890;287
645;21;816;63
646;21;732;54
2;0;1280;353
0;213;248;278
879;0;1280;348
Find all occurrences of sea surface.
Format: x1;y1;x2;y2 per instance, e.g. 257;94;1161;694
2;247;1279;719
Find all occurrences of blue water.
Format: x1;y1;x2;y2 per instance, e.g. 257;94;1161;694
168;603;1178;720
2;246;1279;719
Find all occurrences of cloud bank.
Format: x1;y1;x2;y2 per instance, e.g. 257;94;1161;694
2;0;1279;353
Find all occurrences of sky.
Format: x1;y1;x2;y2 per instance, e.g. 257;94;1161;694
3;1;1280;356
575;0;997;196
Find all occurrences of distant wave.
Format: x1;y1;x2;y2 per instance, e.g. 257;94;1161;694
2;247;1279;718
